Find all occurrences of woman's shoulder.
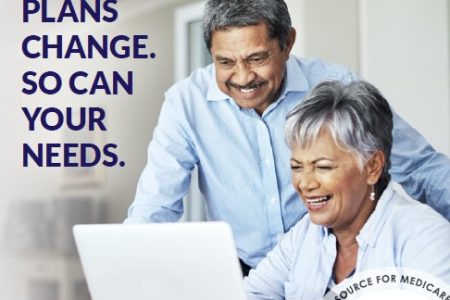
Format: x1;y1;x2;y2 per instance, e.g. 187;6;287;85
386;186;449;231
381;185;450;259
385;186;450;282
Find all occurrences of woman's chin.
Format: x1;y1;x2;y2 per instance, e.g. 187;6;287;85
309;216;326;227
309;212;334;228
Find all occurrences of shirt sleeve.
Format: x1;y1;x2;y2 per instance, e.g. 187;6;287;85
124;91;198;223
244;219;309;300
399;207;450;284
390;111;450;220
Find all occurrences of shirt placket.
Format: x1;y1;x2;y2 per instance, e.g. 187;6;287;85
256;118;284;247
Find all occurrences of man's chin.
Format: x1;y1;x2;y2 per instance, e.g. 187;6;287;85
231;93;272;108
234;98;266;110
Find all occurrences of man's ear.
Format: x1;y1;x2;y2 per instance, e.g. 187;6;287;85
365;151;385;185
285;27;296;54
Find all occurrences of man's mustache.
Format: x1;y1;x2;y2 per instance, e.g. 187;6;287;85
226;80;267;90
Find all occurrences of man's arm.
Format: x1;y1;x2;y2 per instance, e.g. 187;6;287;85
124;93;198;223
341;70;450;220
390;112;450;220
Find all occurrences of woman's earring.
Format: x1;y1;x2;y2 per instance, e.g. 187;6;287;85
370;185;375;201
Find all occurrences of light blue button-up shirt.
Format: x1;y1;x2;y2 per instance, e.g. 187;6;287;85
125;55;450;267
244;182;450;300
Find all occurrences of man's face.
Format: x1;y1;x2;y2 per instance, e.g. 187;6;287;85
210;23;293;115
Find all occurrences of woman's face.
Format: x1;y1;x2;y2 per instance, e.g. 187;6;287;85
290;130;374;231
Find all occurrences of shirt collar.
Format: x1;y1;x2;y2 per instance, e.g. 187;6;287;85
206;64;227;101
283;54;309;94
206;54;309;102
356;181;395;248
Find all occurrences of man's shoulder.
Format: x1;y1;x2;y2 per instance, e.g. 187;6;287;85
291;55;357;84
159;64;220;124
166;64;214;98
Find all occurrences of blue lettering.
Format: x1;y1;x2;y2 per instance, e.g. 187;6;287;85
42;0;55;22
64;36;86;58
23;0;118;23
22;71;65;95
23;143;120;167
22;35;40;58
70;71;88;94
21;107;107;131
80;0;101;22
103;144;119;167
39;71;62;94
110;35;130;58
133;35;149;59
42;35;63;58
23;0;40;22
89;107;107;131
103;0;118;22
22;71;38;95
87;35;108;58
23;143;43;166
22;107;42;130
67;108;87;130
113;71;133;95
64;143;79;167
80;144;101;167
47;143;61;167
58;0;78;22
90;72;111;94
41;107;64;131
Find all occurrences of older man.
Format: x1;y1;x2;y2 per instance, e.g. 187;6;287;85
125;0;450;275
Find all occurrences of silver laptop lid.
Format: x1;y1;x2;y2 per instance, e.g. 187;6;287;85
73;222;246;300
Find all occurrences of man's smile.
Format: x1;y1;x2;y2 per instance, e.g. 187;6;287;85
227;80;267;99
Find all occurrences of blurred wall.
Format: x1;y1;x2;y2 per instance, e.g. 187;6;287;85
360;0;450;155
287;0;449;156
0;0;197;224
287;0;360;71
0;1;197;299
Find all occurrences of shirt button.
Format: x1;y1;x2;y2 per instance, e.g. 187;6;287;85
265;158;271;165
270;197;277;205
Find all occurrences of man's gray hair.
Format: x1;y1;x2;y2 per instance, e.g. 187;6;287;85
202;0;292;51
285;80;393;196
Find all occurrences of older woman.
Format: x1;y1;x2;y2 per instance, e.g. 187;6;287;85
244;81;450;299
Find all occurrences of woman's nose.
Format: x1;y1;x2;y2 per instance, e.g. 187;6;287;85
298;170;319;192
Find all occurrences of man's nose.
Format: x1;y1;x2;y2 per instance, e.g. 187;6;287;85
232;63;256;86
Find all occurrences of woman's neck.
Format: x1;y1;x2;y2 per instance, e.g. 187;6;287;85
333;195;377;246
331;197;377;283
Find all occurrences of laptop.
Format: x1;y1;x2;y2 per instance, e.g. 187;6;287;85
73;222;247;300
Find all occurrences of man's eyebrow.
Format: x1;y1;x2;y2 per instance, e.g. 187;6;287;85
214;55;233;61
214;50;270;61
247;51;270;58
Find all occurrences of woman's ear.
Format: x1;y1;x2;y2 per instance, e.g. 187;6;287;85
365;151;385;184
